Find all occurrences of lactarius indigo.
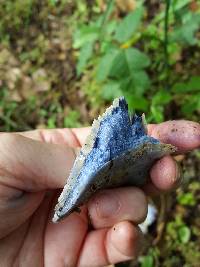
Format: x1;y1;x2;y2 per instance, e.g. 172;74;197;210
53;97;176;222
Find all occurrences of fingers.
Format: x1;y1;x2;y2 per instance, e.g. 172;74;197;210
143;156;181;195
44;206;88;267
77;221;143;266
45;188;145;267
70;127;91;146
87;187;147;229
146;120;199;194
0;133;75;191
0;186;44;238
19;121;200;153
149;120;200;153
150;155;180;191
19;127;91;147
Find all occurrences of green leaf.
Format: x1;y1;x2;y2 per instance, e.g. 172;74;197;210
152;90;172;105
47;117;56;129
125;94;149;111
181;94;200;115
171;13;200;45
150;90;171;123
48;0;58;6
154;0;191;23
73;25;99;49
104;20;118;35
100;41;116;54
64;111;81;128
140;255;154;267
178;226;191;244
120;71;150;96
101;82;122;100
189;76;200;90
98;0;115;28
114;7;144;43
150;105;164;123
177;192;196;206
77;42;94;75
104;48;150;97
130;71;150;94
109;48;150;78
172;76;200;93
172;0;192;12
126;48;150;69
96;49;119;81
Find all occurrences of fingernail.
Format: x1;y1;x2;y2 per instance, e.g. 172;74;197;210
95;192;121;218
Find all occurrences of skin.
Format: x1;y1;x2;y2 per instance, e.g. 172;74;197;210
0;120;199;267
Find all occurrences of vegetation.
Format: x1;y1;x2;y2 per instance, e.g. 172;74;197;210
0;0;199;266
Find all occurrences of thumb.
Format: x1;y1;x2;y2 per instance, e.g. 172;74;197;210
0;133;76;192
0;133;75;237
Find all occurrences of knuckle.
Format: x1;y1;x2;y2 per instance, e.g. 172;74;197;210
133;187;147;204
131;188;148;222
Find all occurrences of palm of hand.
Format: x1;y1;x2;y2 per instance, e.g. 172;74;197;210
0;128;144;267
1;189;88;267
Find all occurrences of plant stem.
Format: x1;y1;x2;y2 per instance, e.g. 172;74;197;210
101;0;114;28
164;0;171;90
99;0;114;41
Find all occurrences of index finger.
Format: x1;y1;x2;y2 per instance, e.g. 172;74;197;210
145;120;199;194
18;127;91;147
19;121;200;153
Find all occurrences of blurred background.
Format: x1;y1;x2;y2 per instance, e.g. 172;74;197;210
0;0;199;266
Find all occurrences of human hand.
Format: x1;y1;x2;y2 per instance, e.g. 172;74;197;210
0;120;199;267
